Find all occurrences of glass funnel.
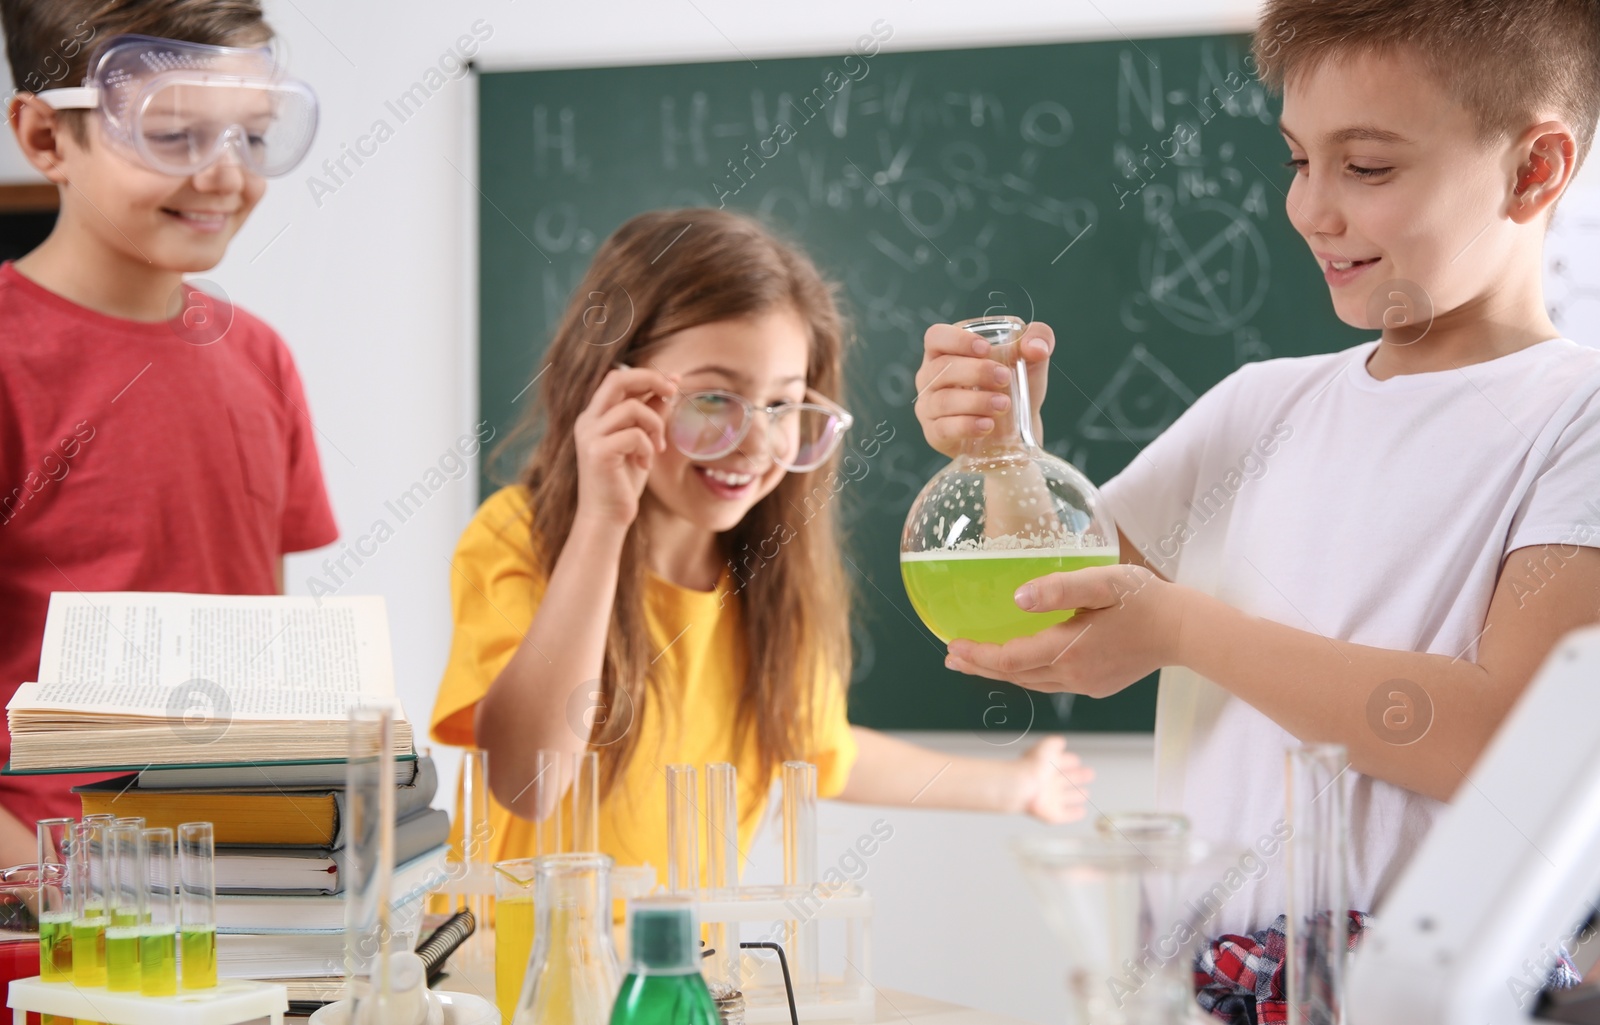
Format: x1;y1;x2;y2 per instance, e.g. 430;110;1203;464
901;315;1117;644
1015;814;1217;1025
512;852;620;1025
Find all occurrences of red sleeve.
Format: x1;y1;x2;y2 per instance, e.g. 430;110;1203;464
272;342;339;554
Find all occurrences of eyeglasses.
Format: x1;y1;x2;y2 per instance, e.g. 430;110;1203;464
667;387;853;472
35;34;318;178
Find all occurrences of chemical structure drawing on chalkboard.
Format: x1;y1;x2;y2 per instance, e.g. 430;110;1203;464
1076;344;1196;443
1138;198;1270;336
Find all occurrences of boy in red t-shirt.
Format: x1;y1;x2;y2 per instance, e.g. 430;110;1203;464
0;1;338;860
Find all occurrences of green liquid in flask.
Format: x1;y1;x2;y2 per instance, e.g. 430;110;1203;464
901;547;1118;644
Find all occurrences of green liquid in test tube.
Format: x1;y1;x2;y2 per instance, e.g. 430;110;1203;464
105;821;145;991
179;821;218;989
142;827;179;996
36;817;74;986
72;818;109;988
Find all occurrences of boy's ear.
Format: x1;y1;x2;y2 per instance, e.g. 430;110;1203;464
1508;120;1577;225
7;95;74;185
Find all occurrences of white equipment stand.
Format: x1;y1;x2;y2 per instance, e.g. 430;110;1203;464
1347;623;1600;1024
7;977;287;1025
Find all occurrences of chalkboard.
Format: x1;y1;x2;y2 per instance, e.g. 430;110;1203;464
475;32;1363;734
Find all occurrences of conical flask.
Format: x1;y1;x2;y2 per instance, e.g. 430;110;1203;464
1015;814;1215;1025
512;853;621;1025
901;315;1118;644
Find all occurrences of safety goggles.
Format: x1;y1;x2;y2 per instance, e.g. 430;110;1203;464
35;34;318;178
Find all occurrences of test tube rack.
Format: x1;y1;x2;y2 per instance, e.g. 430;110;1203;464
666;761;875;1024
6;976;288;1025
694;883;875;1023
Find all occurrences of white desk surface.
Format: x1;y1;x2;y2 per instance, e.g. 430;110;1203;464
430;955;1039;1025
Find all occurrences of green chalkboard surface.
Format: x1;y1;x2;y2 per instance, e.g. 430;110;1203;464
476;32;1362;734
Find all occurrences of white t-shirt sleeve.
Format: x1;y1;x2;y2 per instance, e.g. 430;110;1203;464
1098;366;1248;571
1505;382;1600;554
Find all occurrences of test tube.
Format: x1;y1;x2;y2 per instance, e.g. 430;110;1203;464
456;749;493;890
782;761;818;998
36;818;74;985
534;748;565;855
571;750;600;853
346;705;398;1021
72;818;109;987
1285;744;1350;1025
704;762;741;996
665;764;698;894
106;821;145;991
178;822;217;989
142;827;178;996
454;748;493;968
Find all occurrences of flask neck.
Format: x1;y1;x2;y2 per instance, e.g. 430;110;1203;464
963;340;1038;457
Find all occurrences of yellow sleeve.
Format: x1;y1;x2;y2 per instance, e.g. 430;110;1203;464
809;668;858;799
429;486;548;748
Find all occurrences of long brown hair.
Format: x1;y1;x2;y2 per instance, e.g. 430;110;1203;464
498;208;852;803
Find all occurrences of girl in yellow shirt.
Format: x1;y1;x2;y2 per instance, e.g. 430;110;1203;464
430;208;1095;873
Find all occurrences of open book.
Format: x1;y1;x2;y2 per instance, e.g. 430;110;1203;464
5;592;413;772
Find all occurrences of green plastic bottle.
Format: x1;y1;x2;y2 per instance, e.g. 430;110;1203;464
610;897;720;1025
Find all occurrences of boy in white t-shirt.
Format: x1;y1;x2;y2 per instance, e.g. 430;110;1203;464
914;0;1600;1010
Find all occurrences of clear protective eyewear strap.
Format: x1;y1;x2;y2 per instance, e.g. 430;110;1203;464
33;86;98;109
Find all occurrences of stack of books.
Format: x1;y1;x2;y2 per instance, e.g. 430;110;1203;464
6;592;449;1006
73;756;449;996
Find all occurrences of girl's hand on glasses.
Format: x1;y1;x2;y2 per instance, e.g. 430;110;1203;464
913;321;1054;458
574;366;678;528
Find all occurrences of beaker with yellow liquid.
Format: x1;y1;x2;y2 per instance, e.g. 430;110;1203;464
494;859;539;1025
901;315;1118;644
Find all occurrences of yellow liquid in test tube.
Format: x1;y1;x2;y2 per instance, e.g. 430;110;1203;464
495;895;536;1025
106;925;141;991
181;924;217;989
72;913;107;987
39;912;72;982
141;928;178;996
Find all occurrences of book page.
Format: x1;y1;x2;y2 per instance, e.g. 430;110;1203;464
18;593;398;720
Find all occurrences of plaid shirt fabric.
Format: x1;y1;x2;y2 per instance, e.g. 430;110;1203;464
1193;912;1582;1024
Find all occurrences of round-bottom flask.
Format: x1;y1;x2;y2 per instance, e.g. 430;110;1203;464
901;315;1118;644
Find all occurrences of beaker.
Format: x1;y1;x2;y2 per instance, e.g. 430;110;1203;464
901;315;1118;644
495;859;540;1025
1015;814;1215;1025
1285;744;1350;1025
512;853;620;1025
0;864;67;1018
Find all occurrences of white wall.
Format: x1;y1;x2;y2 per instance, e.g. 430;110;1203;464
6;2;1600;1020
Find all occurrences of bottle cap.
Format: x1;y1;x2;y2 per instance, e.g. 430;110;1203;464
629;896;700;971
